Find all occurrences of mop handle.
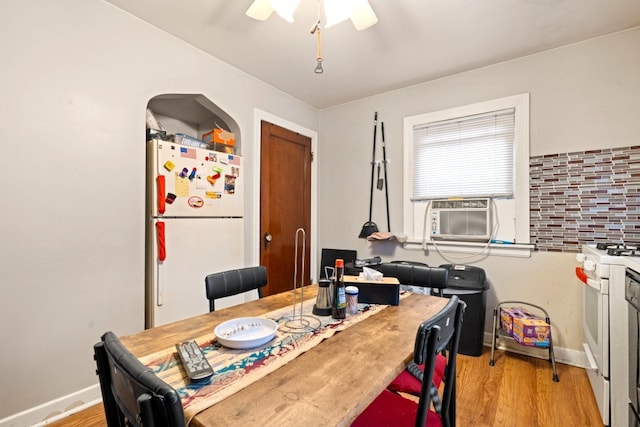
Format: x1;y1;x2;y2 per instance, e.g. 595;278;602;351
368;112;378;221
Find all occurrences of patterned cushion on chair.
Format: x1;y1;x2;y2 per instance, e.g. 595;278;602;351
387;354;447;395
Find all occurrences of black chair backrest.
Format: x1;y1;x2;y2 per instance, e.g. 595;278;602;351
94;331;185;427
319;248;357;279
376;262;449;295
205;266;268;312
413;296;466;427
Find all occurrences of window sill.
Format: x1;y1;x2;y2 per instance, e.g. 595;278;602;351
401;239;535;258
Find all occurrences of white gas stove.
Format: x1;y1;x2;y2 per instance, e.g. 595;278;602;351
576;243;633;426
579;243;635;268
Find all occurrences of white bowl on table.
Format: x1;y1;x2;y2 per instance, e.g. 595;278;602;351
214;317;278;349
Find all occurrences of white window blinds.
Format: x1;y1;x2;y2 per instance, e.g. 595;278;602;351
412;108;515;200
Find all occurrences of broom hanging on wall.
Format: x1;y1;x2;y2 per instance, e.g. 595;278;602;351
359;112;380;238
380;121;390;232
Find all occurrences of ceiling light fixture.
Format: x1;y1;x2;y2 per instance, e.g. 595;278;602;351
246;0;378;74
246;0;378;31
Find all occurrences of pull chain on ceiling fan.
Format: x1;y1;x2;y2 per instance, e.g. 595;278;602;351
310;0;323;73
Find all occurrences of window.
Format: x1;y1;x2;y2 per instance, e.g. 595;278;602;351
403;93;530;246
412;108;514;200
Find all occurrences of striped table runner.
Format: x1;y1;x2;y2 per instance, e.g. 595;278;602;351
139;294;408;424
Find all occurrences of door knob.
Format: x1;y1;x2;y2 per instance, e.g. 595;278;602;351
264;232;272;249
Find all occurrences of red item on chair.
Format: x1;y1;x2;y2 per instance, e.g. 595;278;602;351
352;389;442;427
387;354;447;396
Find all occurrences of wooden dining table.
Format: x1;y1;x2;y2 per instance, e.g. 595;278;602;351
120;285;448;427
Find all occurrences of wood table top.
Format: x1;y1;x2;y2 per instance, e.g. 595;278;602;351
121;285;448;427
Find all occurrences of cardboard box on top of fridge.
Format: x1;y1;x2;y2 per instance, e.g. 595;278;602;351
500;306;551;347
174;133;208;149
202;128;235;154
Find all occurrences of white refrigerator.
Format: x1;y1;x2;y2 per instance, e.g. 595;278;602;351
146;139;245;328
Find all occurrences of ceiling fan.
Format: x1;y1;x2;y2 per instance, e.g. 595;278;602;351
246;0;378;31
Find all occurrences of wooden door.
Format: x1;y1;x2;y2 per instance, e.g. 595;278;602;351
260;121;312;296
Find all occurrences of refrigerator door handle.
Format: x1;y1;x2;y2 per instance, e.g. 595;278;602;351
155;221;166;306
156;221;166;261
157;262;164;306
157;175;166;214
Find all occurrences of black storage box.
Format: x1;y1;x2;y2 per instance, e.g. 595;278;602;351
435;264;489;357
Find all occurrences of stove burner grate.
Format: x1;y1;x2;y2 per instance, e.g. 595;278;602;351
607;248;640;257
595;242;640;255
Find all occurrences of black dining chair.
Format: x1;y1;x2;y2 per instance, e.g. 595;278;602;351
376;261;448;296
204;266;268;312
376;262;451;397
352;296;466;427
94;331;185;427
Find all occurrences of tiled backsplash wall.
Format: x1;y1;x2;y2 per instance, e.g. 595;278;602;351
530;146;640;252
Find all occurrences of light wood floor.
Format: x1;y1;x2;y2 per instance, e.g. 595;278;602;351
49;348;602;427
456;348;602;427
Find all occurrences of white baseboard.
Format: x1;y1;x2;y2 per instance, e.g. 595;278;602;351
0;385;102;427
483;332;588;368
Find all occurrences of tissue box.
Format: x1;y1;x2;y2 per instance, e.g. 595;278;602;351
500;306;551;347
344;275;400;306
360;266;383;282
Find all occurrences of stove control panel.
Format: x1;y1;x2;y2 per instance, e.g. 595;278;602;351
584;260;596;272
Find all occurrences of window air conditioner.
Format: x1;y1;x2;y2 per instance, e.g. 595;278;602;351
429;198;491;241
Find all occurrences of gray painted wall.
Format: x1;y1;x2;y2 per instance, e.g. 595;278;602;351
317;27;640;355
0;0;317;422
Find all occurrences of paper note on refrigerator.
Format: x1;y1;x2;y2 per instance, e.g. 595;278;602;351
174;173;190;197
195;174;208;190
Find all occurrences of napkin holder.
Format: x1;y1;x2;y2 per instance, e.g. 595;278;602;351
343;275;400;306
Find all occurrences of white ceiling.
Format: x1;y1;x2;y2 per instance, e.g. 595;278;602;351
104;0;640;109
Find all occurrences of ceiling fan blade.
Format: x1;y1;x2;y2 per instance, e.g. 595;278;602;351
349;0;378;31
270;0;300;23
323;0;350;28
246;0;274;21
